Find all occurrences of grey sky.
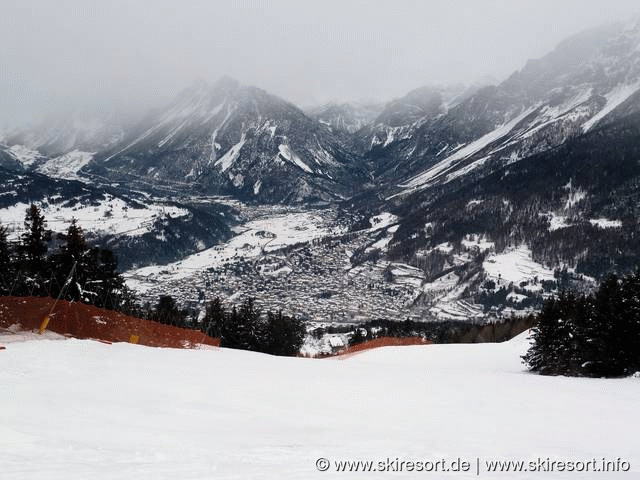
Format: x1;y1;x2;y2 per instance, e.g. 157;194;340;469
1;0;640;128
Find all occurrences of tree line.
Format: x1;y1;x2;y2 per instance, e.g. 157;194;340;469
144;295;305;356
323;316;535;346
523;270;640;377
202;297;305;355
0;203;306;356
0;204;135;312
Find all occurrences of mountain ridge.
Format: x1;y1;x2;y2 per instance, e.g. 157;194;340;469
2;21;640;322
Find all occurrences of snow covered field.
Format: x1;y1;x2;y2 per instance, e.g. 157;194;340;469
1;333;638;479
0;199;189;239
483;245;555;286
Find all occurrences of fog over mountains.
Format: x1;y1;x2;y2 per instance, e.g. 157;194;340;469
2;20;640;322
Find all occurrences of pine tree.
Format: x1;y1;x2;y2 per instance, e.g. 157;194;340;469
51;218;90;302
203;297;226;337
524;270;640;377
563;294;595;375
221;306;241;348
589;274;626;376
607;271;640;375
238;297;262;350
0;224;13;294
152;295;187;326
522;292;576;375
20;204;51;266
18;204;52;295
115;284;140;316
219;298;262;350
264;310;305;356
91;248;125;310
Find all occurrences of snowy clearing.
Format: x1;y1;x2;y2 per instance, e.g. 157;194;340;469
368;212;398;232
1;333;637;479
430;297;485;321
483;245;555;285
0;199;189;238
589;218;623;229
461;234;495;251
548;212;571;231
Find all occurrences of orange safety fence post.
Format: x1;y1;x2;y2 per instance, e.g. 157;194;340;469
38;315;51;335
39;261;77;335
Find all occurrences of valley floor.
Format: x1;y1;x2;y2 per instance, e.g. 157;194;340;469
1;333;637;479
125;204;550;324
125;205;435;323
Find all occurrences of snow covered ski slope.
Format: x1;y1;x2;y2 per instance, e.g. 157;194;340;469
1;333;638;479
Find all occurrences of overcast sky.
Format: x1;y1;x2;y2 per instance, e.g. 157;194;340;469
1;0;640;128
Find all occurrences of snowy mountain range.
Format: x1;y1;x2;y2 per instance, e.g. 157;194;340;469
5;21;640;205
2;20;640;322
375;21;640;195
2;110;131;158
84;77;366;204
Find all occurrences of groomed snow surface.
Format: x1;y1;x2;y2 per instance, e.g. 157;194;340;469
1;333;638;479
